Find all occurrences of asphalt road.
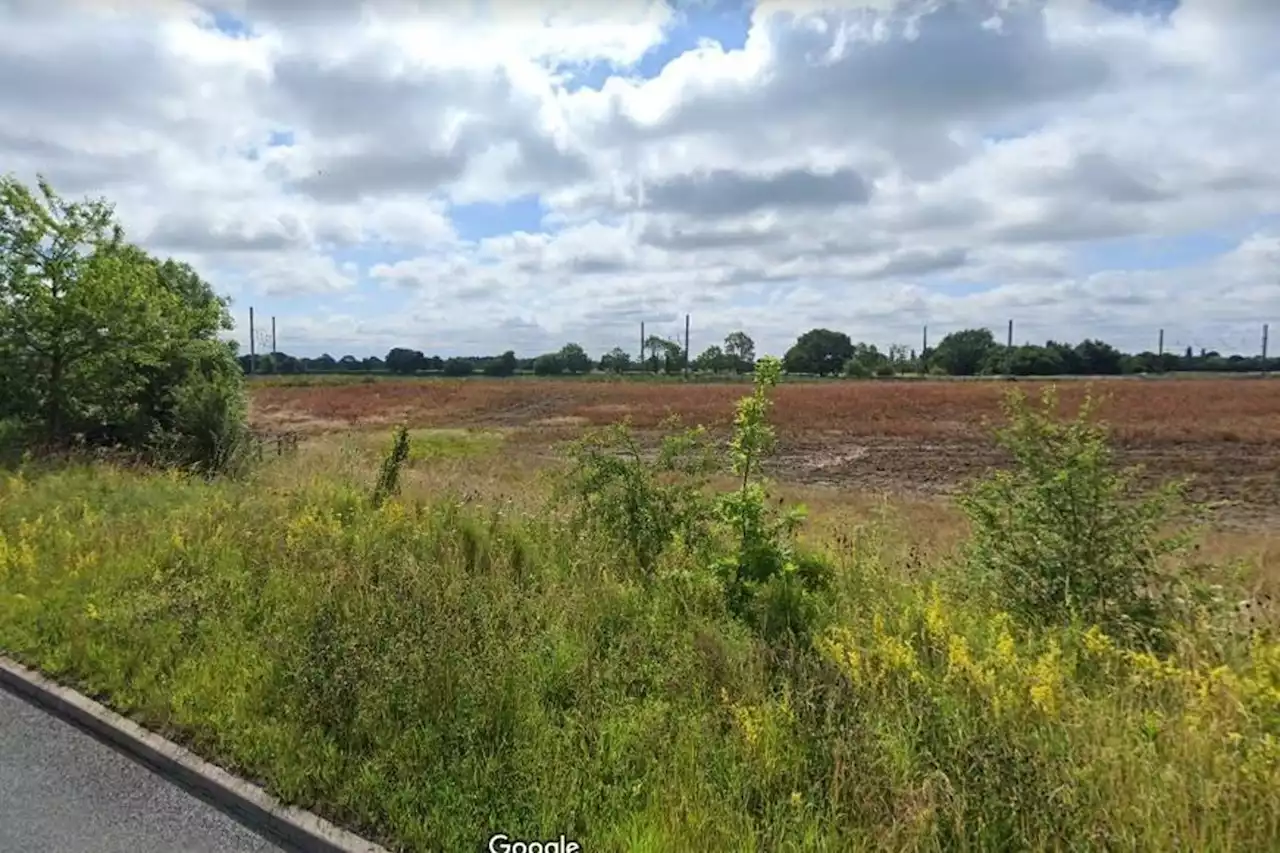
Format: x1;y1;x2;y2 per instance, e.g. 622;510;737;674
0;687;285;853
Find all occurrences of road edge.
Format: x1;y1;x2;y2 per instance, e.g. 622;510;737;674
0;655;390;853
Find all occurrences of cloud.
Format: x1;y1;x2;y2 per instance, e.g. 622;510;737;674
0;0;1276;359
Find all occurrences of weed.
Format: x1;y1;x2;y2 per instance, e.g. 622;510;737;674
370;425;410;509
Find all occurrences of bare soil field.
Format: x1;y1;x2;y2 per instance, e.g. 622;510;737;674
251;377;1280;527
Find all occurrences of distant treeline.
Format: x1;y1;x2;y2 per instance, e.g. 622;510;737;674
239;327;1277;379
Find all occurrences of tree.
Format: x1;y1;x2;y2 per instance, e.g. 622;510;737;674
385;347;424;374
0;175;245;470
533;352;566;375
312;353;337;371
1074;339;1123;375
644;335;683;374
930;328;998;376
483;350;518;377
842;342;889;378
442;357;473;377
559;342;592;374
783;328;854;376
723;330;755;373
598;347;632;374
694;344;729;373
1007;344;1066;376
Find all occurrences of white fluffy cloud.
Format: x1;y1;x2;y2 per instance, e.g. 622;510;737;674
1;0;1277;357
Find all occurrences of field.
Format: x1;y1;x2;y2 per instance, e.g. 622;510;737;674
252;375;1280;529
4;372;1280;851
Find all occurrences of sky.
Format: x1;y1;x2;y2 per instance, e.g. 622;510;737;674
1;0;1277;359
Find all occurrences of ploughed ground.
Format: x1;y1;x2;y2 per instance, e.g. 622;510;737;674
250;376;1280;529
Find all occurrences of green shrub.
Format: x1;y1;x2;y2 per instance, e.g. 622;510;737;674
958;387;1196;648
562;357;830;641
561;417;717;576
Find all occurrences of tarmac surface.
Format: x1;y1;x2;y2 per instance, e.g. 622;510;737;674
0;687;284;853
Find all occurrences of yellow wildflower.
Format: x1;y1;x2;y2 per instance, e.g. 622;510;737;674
1082;625;1113;657
924;584;948;641
1028;640;1065;716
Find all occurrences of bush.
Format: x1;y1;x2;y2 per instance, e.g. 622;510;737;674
842;359;871;379
563;357;831;642
163;365;250;477
958;387;1196;648
533;353;566;376
561;417;717;575
442;358;473;377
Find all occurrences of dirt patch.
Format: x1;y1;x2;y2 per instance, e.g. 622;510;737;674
251;376;1280;530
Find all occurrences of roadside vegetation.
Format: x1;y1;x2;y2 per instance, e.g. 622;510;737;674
2;175;1278;851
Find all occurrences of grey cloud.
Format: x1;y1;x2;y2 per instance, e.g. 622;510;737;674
569;256;630;275
867;247;969;279
147;217;306;253
289;149;469;201
1029;150;1171;206
0;131;158;195
639;220;783;251
995;204;1147;244
642;167;870;217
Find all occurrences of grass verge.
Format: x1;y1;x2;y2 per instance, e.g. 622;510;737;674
1;421;1278;851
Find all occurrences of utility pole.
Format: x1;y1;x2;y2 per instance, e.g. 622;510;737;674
1158;328;1164;358
684;313;690;376
1005;319;1014;376
248;306;256;374
640;321;645;368
1263;323;1270;376
271;316;277;354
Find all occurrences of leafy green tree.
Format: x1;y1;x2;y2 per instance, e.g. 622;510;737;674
783;328;853;376
694;344;728;373
723;330;755;373
930;328;998;376
1007;344;1066;376
533;352;566;375
644;335;683;374
385;347;424;375
442;357;473;377
0;175;244;471
598;347;632;374
483;350;518;377
559;342;592;374
1074;338;1123;375
841;342;889;377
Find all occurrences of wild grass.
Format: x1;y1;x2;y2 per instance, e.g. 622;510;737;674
1;395;1278;851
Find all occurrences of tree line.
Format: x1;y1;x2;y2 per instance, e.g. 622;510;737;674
246;326;1275;379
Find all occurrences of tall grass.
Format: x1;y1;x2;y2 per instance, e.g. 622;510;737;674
0;404;1277;851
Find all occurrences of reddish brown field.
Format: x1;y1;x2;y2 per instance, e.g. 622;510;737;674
251;377;1280;526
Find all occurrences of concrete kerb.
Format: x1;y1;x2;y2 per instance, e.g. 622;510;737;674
0;655;391;853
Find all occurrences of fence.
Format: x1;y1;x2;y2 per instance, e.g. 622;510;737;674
247;429;300;461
